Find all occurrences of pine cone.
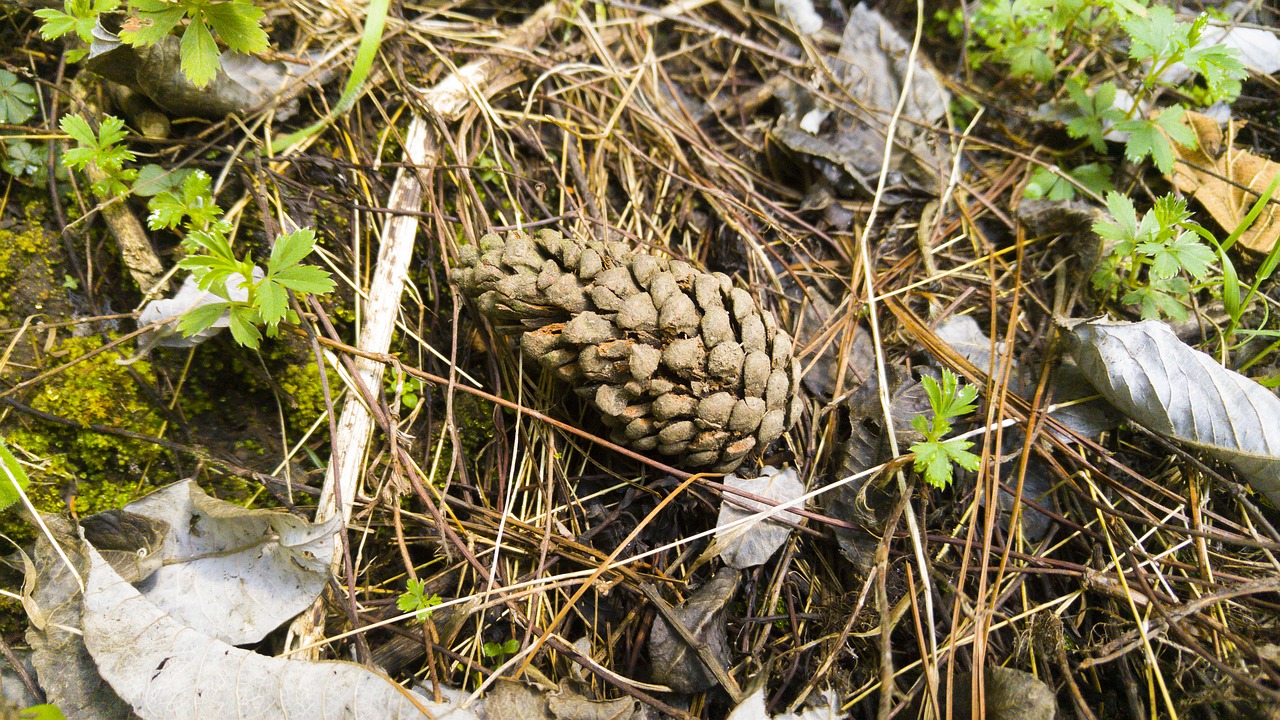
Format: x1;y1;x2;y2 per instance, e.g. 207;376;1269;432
454;229;802;472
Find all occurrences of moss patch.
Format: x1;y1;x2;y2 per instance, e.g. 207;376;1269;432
4;335;169;541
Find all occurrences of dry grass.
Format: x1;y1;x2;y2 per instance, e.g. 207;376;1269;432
2;0;1280;717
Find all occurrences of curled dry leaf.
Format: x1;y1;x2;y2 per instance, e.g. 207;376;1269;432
648;568;739;694
712;466;805;569
1171;111;1280;255
80;543;467;720
1066;317;1280;505
120;480;340;644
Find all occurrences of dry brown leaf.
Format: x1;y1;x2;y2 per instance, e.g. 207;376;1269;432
1172;111;1280;255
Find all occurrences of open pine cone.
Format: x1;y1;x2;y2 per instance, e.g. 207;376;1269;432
454;229;802;472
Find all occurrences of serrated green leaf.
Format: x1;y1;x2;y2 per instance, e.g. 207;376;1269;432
271;264;335;295
180;16;220;88
227;306;261;348
96;115;129;147
183;227;235;262
59;113;97;148
177;301;229;337
1116;117;1177;174
1123;6;1186;62
34;9;80;40
269;228;317;273
1141;231;1215;281
1153;105;1196;152
131;164;193;197
0;437;32;512
257;279;288;325
202;1;269;54
119;5;185;47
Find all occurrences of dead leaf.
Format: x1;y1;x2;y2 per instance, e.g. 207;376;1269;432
1171;111;1280;255
648;568;739;694
80;542;468;719
711;467;805;569
25;516;135;720
770;4;950;198
119;480;339;645
1066;317;1280;505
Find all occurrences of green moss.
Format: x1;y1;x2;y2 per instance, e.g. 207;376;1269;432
276;359;335;438
425;392;494;485
0;202;56;314
4;335;168;540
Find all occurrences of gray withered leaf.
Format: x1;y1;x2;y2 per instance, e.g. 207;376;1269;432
1066;317;1280;504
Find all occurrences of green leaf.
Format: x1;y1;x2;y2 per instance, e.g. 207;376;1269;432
1140;231;1214;280
1096;192;1138;245
183;227;236;262
911;436;978;489
96;115;129;148
0;70;38;125
119;5;185;47
59;113;97;150
269;228;318;273
1122;286;1187;320
146;170;221;229
176;301;228;337
1006;44;1054;82
1116;117;1177;175
34;9;81;41
1065;80;1123;153
1123;6;1186;62
19;704;67;720
0;438;32;512
271;264;335;295
256;279;288;326
1069;163;1113;198
227;306;262;348
202;1;270;54
1023;166;1074;201
1153;105;1196;152
131;164;194;197
3;140;45;180
396;578;441;620
180;16;221;88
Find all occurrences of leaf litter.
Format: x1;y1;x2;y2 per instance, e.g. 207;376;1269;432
4;0;1280;716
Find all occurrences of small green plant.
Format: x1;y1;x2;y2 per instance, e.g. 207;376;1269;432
956;1;1247;176
910;369;981;489
481;638;520;661
147;169;223;231
2;140;47;181
37;0;269;87
177;224;336;349
1091;192;1215;320
59;113;136;198
396;578;442;621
